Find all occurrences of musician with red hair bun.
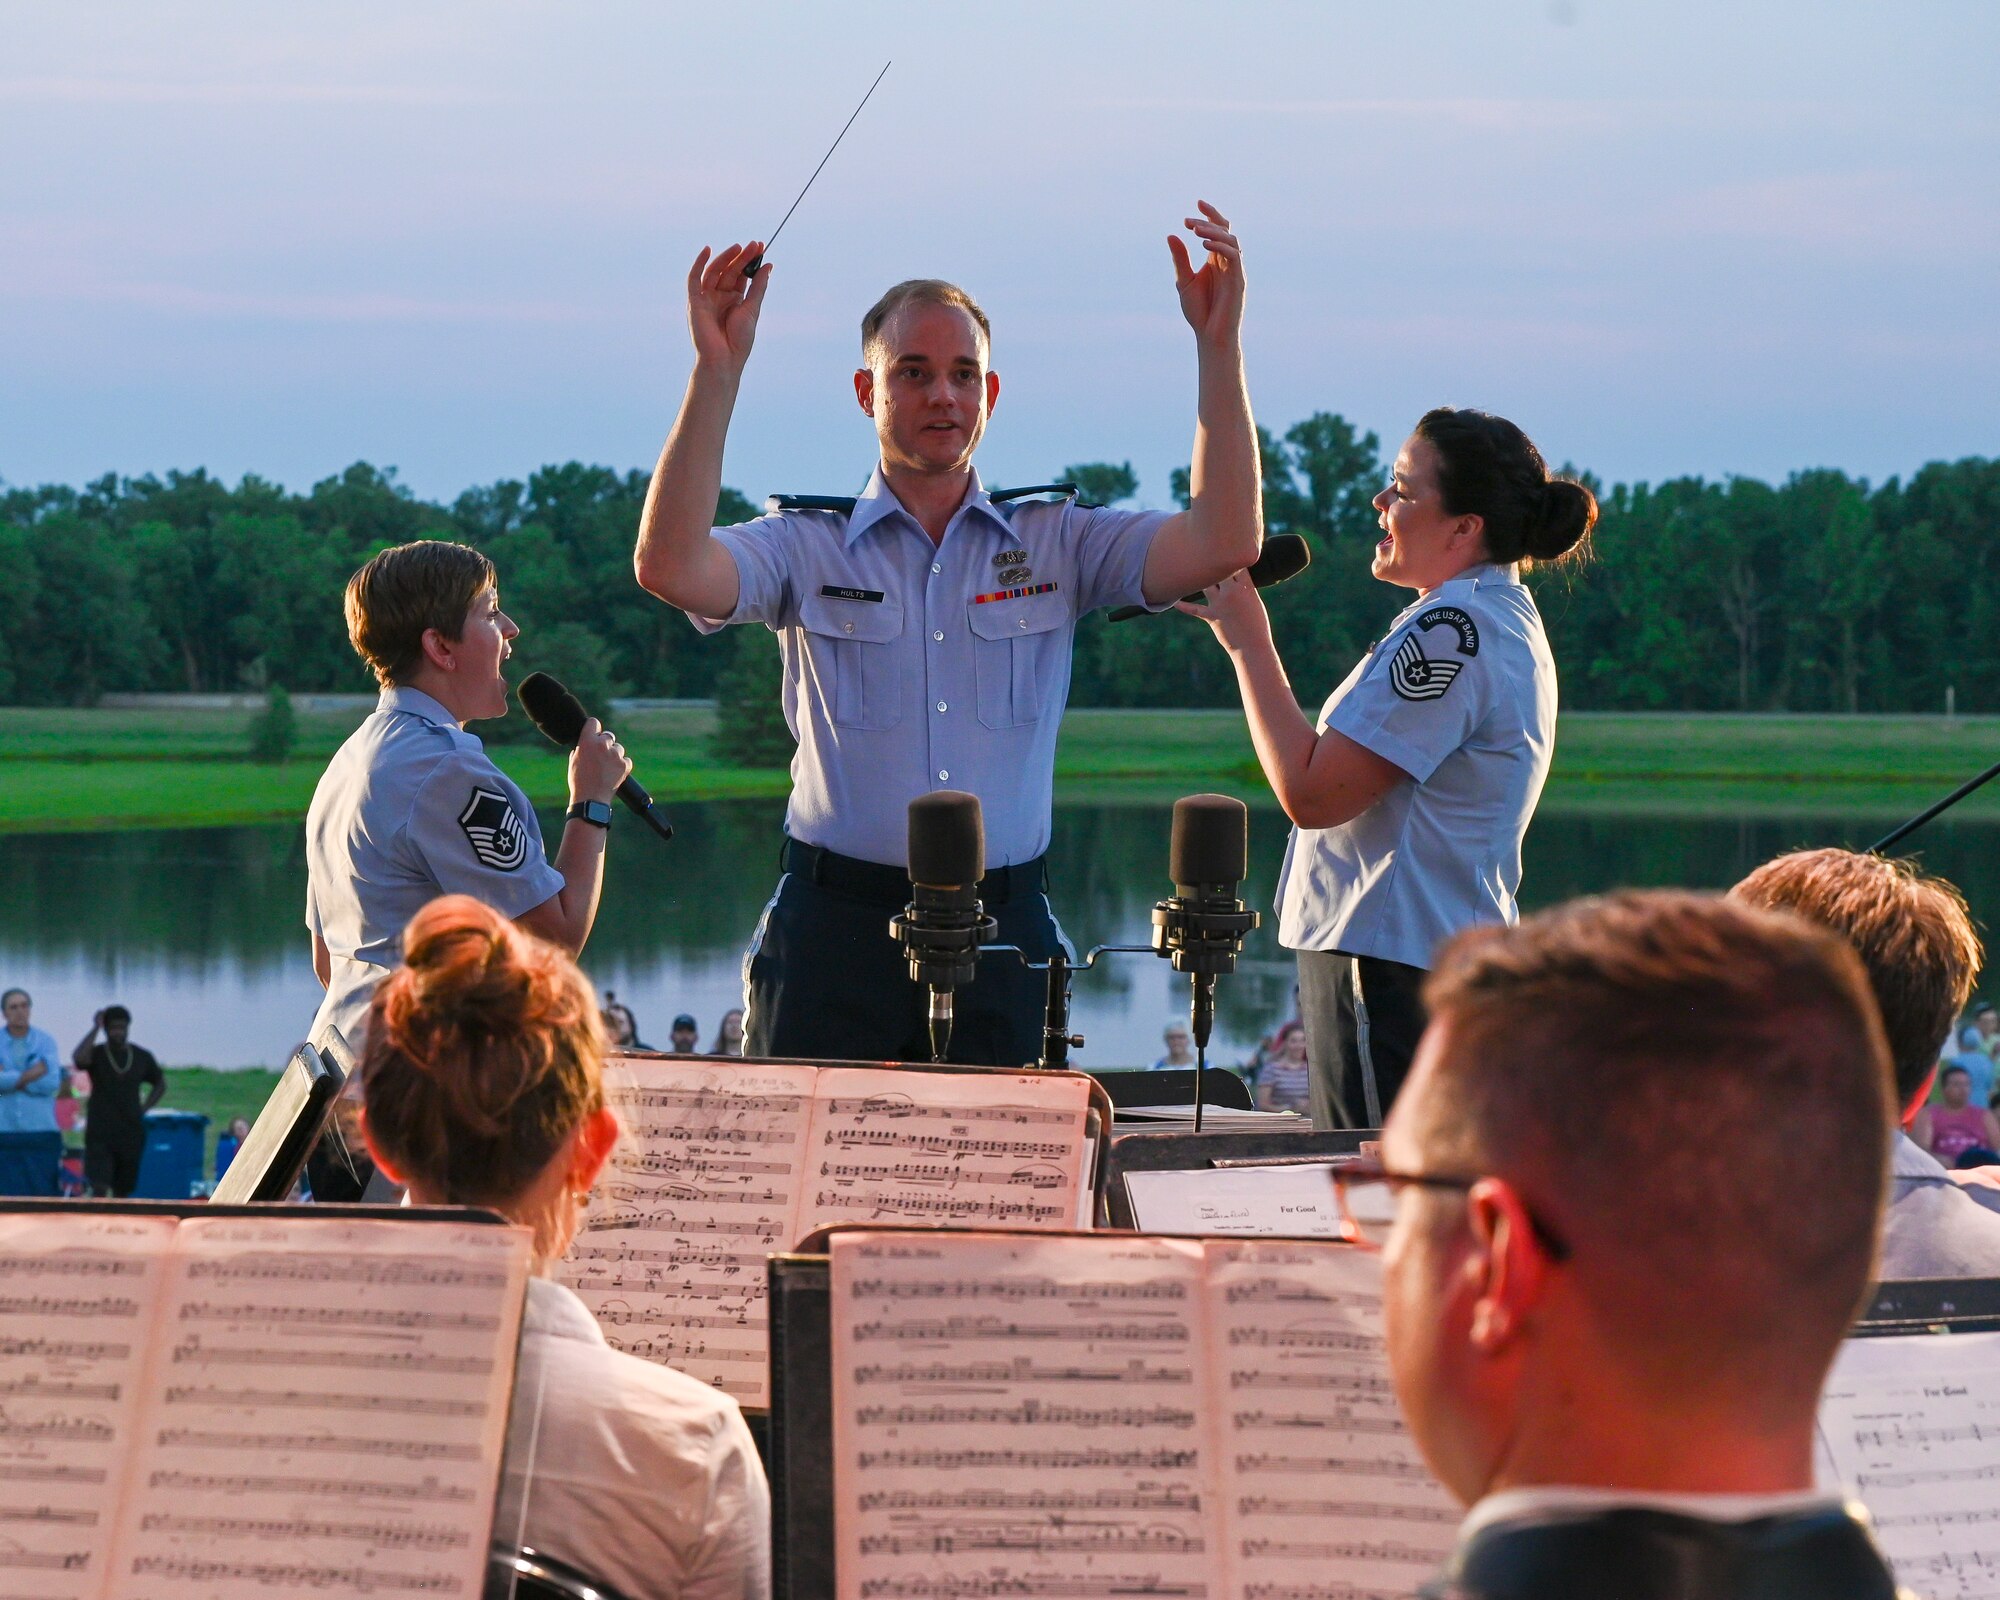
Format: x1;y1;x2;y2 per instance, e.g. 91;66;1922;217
359;895;770;1600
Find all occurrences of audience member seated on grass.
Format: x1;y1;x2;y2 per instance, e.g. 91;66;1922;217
707;1008;744;1057
1150;1021;1196;1072
1370;891;1902;1600
73;1006;166;1197
1253;1020;1311;1114
357;895;769;1600
669;1013;698;1054
1949;1018;1996;1106
213;1116;252;1181
1734;847;2000;1275
1914;1065;2000;1169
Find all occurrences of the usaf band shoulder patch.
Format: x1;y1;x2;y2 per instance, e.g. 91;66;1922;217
459;787;529;871
1391;606;1481;702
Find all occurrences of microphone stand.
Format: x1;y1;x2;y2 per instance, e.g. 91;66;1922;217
984;943;1154;1072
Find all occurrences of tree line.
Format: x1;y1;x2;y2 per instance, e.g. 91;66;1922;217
3;420;1996;718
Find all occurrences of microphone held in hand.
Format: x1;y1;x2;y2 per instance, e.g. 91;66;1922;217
1152;794;1261;1130
516;672;674;844
1106;533;1312;623
893;791;998;1062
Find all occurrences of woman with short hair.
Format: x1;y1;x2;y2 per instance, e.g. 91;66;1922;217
360;894;769;1600
1182;408;1595;1128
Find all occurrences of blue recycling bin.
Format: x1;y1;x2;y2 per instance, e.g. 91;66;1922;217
133;1109;210;1200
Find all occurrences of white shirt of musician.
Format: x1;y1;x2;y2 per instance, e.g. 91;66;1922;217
1274;562;1557;969
496;1277;772;1600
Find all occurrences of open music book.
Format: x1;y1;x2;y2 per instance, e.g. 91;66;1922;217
1817;1327;2000;1600
558;1057;1098;1407
828;1228;1460;1600
0;1208;530;1600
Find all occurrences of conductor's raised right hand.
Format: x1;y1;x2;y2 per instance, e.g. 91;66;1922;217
687;243;770;374
569;719;633;809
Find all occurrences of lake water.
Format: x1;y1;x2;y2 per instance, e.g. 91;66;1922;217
4;800;1995;1070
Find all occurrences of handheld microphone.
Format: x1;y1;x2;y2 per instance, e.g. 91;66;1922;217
1151;795;1261;1129
516;672;675;844
1106;533;1311;623
892;791;997;1062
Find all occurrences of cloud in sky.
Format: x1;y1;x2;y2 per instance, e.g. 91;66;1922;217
1;0;1995;502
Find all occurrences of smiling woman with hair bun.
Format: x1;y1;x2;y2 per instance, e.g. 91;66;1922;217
359;894;770;1600
1180;407;1595;1131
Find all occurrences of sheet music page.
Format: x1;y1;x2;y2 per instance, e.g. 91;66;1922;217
0;1212;174;1600
102;1215;530;1600
1817;1330;2000;1600
559;1057;817;1407
800;1069;1093;1235
1206;1239;1459;1600
1125;1163;1346;1236
831;1230;1222;1600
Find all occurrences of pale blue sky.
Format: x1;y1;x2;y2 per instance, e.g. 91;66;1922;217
3;1;1995;505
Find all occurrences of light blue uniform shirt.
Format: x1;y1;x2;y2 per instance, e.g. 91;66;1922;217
1275;563;1556;969
0;1027;62;1133
691;466;1168;868
306;686;565;1048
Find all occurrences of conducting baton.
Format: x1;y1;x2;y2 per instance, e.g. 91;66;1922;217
741;62;891;281
1869;753;2000;855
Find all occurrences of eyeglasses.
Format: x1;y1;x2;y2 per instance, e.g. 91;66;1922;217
1327;1154;1572;1262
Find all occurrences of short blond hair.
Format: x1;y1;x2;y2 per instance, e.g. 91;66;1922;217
861;279;991;367
344;540;495;689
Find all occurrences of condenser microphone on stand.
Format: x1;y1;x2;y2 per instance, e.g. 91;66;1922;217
1106;532;1312;623
517;671;675;843
1151;794;1260;1131
893;791;997;1062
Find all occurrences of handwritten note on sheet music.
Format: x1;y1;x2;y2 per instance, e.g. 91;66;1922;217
0;1212;172;1600
1818;1329;2000;1600
1209;1240;1458;1597
561;1058;1095;1407
829;1230;1458;1600
109;1216;530;1600
1124;1162;1345;1236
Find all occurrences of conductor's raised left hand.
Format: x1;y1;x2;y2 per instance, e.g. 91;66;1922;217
1168;201;1245;348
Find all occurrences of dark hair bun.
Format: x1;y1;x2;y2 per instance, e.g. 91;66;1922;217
1527;479;1598;563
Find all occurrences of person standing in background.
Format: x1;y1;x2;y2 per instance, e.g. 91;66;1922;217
707;1009;744;1056
0;989;64;1195
1150;1021;1196;1071
669;1015;699;1055
73;1006;166;1197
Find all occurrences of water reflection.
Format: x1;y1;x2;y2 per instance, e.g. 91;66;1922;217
1;801;1993;1070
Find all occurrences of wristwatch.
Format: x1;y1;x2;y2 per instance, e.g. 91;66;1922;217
566;799;614;829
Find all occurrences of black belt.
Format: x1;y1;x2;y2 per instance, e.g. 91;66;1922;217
781;839;1047;907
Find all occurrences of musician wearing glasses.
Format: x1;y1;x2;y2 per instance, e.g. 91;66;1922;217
1331;891;1905;1600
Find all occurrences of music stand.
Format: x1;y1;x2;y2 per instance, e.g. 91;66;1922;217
1103;1125;1376;1228
210;1041;345;1204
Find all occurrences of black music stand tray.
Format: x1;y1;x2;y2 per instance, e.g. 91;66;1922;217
210;1041;345;1204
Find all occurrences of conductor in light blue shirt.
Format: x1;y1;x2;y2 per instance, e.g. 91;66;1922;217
0;988;64;1195
634;204;1264;1065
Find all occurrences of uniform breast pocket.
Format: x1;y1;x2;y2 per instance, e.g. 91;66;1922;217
798;594;905;731
968;591;1071;730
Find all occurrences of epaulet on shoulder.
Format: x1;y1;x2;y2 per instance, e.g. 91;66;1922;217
989;482;1099;508
766;493;857;515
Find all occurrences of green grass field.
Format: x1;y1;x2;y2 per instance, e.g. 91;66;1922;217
4;704;1999;830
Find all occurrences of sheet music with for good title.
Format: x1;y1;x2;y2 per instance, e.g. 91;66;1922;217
829;1230;1458;1600
1124;1162;1346;1236
0;1211;530;1600
1817;1329;2000;1600
561;1058;1094;1407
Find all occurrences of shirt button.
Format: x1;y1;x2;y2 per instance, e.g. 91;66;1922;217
938;769;949;782
932;563;942;574
933;630;945;642
1017;617;1029;630
936;701;948;713
843;621;854;634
